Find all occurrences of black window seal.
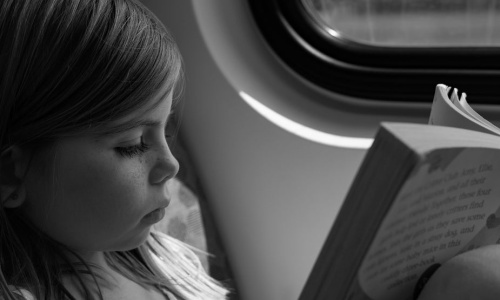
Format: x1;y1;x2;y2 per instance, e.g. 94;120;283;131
248;0;500;105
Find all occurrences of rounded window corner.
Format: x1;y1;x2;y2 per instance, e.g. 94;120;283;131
248;0;500;106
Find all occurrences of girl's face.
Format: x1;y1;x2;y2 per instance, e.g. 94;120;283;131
20;88;179;253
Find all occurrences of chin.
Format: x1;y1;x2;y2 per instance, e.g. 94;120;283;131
109;226;152;252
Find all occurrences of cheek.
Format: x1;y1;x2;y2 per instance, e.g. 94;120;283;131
23;150;150;238
57;153;149;215
20;140;159;251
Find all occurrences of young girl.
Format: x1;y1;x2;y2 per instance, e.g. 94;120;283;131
0;0;229;299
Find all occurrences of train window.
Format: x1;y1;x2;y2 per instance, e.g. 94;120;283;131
249;0;500;105
304;0;500;47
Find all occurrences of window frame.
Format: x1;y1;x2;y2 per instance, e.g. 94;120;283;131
248;0;500;104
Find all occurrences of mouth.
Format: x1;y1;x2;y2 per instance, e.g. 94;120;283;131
141;207;166;225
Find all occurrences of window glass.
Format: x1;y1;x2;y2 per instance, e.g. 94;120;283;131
304;0;500;47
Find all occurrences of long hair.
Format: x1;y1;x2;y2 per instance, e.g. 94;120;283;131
0;0;227;299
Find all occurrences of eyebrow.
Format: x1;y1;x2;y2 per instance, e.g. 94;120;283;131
131;120;163;128
121;115;171;131
97;111;175;136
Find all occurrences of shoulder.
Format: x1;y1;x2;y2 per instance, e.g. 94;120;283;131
418;245;500;300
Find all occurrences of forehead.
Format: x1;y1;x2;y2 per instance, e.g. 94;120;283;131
112;91;173;128
89;85;174;138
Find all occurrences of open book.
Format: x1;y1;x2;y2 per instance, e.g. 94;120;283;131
299;84;500;300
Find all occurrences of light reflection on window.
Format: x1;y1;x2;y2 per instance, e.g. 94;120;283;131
303;0;500;47
238;91;373;149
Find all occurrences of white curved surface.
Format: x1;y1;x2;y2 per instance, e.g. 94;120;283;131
139;1;433;299
239;91;373;149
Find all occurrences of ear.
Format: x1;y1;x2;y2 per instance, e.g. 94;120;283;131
0;146;29;208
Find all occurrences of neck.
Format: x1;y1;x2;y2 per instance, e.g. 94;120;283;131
63;250;162;300
62;250;121;291
74;250;108;270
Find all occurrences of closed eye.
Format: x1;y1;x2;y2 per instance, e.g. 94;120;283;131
115;138;151;158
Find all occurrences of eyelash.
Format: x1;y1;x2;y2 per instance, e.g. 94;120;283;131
115;129;176;158
115;140;151;158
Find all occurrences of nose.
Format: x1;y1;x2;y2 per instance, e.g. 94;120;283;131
149;144;179;185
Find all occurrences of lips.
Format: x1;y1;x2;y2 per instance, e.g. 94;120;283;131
141;207;166;225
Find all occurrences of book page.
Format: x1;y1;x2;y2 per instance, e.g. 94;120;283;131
357;147;500;300
458;94;500;134
428;84;500;136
